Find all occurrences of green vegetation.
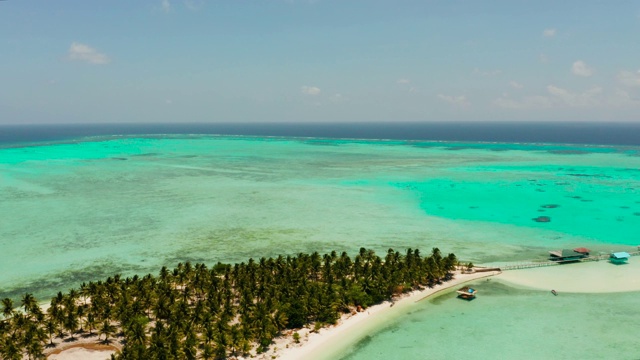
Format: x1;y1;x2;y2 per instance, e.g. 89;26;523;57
0;247;457;359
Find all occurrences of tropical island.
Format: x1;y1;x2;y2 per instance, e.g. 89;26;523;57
0;247;467;360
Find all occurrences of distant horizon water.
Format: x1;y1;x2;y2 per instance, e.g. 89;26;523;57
2;121;640;147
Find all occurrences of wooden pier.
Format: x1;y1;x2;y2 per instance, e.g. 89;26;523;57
494;251;640;271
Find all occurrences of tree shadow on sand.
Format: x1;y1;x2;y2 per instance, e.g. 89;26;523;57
63;336;79;343
99;338;114;345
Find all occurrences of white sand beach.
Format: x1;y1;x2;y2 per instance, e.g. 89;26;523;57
271;258;640;360
272;270;499;360
47;346;115;360
45;258;639;360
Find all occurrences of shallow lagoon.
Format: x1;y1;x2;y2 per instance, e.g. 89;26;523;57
338;279;640;360
2;135;640;359
1;136;639;300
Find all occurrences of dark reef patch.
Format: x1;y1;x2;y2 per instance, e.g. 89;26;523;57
1;262;147;301
541;204;559;209
549;150;589;155
567;173;612;179
533;216;551;223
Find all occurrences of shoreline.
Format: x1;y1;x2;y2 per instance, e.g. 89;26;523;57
271;270;499;360
267;259;640;360
45;271;497;360
42;259;640;360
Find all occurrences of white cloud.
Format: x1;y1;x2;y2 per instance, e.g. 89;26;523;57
493;94;552;109
301;86;321;95
617;70;640;87
539;53;549;63
608;89;640;106
473;68;502;77
330;93;348;103
571;60;594;77
68;42;110;65
509;81;524;89
494;85;604;109
547;84;602;106
437;94;469;107
396;78;411;84
184;0;203;10
161;0;171;12
543;28;556;37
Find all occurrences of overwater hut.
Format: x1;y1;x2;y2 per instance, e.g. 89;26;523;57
573;247;591;256
549;249;587;262
609;252;630;264
457;286;477;300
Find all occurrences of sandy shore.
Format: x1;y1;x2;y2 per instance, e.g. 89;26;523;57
271;271;499;360
47;343;116;360
271;258;640;360
47;258;638;360
497;257;640;293
43;271;496;360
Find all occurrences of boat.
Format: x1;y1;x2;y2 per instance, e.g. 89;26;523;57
551;289;558;296
456;286;477;300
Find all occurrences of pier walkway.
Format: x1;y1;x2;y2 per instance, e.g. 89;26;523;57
494;251;640;271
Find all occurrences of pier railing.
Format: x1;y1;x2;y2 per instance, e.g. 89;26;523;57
493;251;640;271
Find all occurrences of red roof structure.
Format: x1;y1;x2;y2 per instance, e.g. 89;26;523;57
573;247;591;254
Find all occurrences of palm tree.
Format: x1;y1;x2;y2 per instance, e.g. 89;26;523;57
24;324;46;360
126;316;149;346
2;298;14;319
21;293;37;317
85;311;97;336
201;343;215;360
0;335;23;360
99;320;116;343
63;309;79;340
45;319;58;347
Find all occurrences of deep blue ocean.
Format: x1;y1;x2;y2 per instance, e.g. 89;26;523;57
1;122;639;146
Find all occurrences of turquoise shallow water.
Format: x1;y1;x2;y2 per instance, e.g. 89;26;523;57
1;135;639;358
1;136;639;299
338;279;640;360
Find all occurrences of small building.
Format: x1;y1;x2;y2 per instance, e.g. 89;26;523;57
610;252;630;264
549;249;587;262
457;286;477;300
573;247;591;256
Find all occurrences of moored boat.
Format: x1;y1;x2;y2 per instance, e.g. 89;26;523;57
457;286;477;300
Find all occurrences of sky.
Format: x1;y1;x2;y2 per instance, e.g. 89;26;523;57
1;0;639;124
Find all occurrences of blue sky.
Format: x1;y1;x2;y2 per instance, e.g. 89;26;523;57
1;0;639;124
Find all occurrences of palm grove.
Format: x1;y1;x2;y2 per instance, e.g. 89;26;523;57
0;247;459;359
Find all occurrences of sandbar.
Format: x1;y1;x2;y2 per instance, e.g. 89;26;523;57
497;257;640;293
